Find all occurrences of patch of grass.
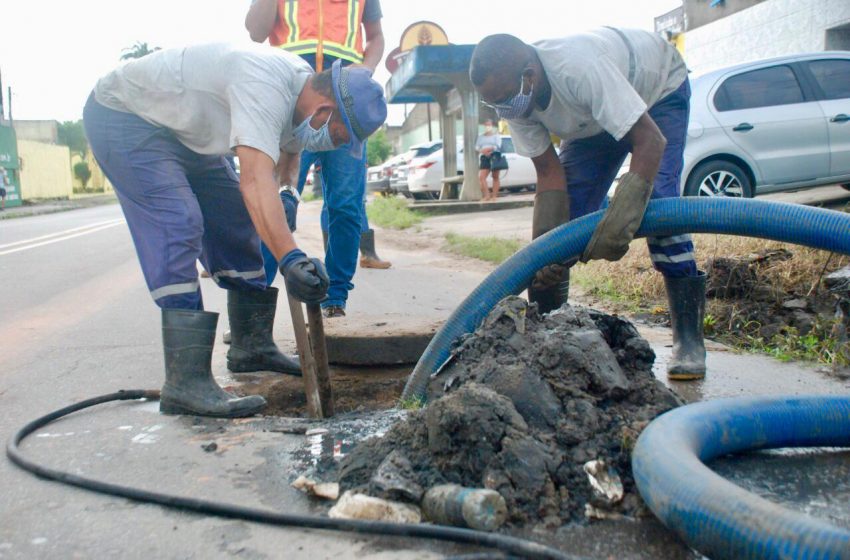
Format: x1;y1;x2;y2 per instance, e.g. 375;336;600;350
731;324;848;367
574;231;850;366
444;233;524;264
301;191;319;203
366;197;423;229
398;395;425;410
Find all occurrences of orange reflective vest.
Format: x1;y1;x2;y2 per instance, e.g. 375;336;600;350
270;0;366;71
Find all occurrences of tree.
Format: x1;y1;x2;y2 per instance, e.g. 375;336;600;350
57;120;88;156
366;128;392;166
120;41;161;60
73;161;92;189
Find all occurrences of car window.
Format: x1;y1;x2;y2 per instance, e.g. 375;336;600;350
714;65;804;111
807;59;850;101
500;138;516;154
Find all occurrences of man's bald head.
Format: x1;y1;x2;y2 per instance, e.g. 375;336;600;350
470;34;532;87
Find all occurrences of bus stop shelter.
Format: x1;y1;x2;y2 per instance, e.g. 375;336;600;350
386;45;482;201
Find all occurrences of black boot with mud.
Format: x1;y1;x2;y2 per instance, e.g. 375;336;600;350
160;308;266;417
338;296;684;528
226;287;302;376
665;272;707;381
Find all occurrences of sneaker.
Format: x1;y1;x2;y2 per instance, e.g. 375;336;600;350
322;306;346;318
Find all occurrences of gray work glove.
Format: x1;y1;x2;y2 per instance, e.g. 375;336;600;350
581;172;653;263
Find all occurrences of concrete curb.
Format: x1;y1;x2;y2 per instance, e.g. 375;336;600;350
410;198;533;216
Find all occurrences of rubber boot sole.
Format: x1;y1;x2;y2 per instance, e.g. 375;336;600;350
159;399;265;418
227;359;302;376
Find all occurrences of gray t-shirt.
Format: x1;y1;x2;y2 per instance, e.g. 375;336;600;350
94;42;313;163
363;0;382;21
508;28;688;159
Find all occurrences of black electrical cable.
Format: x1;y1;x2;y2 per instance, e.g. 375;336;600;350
6;390;585;560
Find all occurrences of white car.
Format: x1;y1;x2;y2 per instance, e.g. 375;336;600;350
683;52;850;197
407;136;536;200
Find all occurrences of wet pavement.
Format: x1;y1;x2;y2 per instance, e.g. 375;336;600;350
2;193;849;559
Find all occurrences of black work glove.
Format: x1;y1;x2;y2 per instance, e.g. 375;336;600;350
279;249;329;304
280;190;299;232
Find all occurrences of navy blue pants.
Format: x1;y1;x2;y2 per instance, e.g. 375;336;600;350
83;95;266;310
559;78;697;277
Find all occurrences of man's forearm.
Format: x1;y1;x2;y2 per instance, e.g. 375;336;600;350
276;151;301;188
245;0;278;43
626;113;667;183
362;36;385;73
240;174;298;261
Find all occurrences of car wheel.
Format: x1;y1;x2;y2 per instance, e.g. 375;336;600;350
841;183;850;192
506;187;522;193
684;160;754;198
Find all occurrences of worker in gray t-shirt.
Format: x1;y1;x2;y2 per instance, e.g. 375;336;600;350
82;42;387;418
471;30;706;382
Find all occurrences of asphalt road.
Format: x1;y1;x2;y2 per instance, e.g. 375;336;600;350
1;192;849;560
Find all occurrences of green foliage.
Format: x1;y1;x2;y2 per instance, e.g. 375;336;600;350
570;270;646;312
366;196;422;229
57;120;87;155
703;313;718;335
729;322;848;367
120;42;161;60
73;161;91;187
398;395;425;411
366;129;392;166
301;191;318;203
444;233;523;264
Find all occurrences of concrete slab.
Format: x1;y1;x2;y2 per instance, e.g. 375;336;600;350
323;313;442;365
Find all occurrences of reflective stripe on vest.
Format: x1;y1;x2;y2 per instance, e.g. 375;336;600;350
272;0;366;65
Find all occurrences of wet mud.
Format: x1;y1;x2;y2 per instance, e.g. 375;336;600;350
237;365;410;417
337;297;684;527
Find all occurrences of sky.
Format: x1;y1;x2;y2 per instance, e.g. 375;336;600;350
0;0;681;126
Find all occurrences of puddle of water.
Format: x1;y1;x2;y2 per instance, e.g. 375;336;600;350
292;408;408;477
711;447;850;528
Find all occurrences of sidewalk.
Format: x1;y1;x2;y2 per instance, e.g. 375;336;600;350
0;193;118;220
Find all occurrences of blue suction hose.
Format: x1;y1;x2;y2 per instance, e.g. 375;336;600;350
401;197;850;559
632;396;850;559
402;197;850;400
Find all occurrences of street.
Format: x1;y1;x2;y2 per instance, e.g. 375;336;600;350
1;190;849;559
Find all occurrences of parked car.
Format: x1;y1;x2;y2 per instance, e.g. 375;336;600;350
683;52;850;198
389;141;444;197
367;153;407;194
407;136;536;199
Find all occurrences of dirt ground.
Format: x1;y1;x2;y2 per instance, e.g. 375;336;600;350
236;365;410;417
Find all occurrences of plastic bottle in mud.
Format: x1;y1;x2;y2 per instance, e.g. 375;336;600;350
421;484;507;531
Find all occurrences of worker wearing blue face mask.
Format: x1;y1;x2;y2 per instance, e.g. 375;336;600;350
83;43;387;418
472;30;706;382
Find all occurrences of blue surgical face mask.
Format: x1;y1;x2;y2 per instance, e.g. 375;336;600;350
294;112;336;152
487;74;533;120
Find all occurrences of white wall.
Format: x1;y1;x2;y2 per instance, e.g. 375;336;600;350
684;0;850;74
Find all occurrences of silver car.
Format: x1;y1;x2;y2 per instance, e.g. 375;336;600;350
683;52;850;197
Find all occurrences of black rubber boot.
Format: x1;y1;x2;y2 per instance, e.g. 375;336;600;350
160;309;266;417
665;271;707;380
529;269;570;315
359;229;391;269
226;287;302;376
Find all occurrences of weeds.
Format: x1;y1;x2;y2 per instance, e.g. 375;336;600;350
366;197;423;229
444;233;524;264
398;395;425;410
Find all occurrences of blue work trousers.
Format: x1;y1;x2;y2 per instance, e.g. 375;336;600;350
559;78;697;278
83;95;266;310
261;146;370;306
